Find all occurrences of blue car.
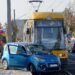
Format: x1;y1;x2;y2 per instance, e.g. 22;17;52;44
1;42;61;73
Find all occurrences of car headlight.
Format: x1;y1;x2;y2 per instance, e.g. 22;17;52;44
34;57;45;62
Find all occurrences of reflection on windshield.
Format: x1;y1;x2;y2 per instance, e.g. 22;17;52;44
26;45;50;55
35;20;63;27
35;20;65;50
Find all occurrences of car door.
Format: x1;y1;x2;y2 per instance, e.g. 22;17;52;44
9;45;28;67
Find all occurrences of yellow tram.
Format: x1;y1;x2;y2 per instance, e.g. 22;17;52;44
23;12;68;65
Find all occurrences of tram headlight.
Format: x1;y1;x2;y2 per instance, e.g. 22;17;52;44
59;53;65;57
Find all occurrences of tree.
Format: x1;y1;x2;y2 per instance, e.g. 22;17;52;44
64;1;75;33
63;8;74;33
11;21;18;42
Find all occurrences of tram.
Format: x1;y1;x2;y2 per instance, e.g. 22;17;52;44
23;12;68;65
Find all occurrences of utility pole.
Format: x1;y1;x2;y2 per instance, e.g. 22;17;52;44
13;9;16;42
7;0;12;42
13;9;16;28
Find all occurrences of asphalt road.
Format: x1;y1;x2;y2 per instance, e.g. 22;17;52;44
0;53;75;75
0;70;32;75
67;53;75;75
0;69;72;75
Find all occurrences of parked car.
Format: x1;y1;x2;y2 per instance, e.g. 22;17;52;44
1;42;61;74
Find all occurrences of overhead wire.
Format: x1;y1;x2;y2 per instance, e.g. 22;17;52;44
46;0;66;11
46;0;56;11
15;0;32;19
56;1;69;11
16;0;68;19
17;13;27;19
53;0;67;11
51;0;64;11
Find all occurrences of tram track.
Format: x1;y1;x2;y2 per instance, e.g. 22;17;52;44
51;70;73;75
62;71;72;75
43;70;73;75
0;69;73;75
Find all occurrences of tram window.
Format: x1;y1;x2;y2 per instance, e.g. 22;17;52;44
26;28;31;34
63;27;66;34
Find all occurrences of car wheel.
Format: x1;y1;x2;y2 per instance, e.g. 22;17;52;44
28;64;37;75
2;60;8;70
29;64;35;72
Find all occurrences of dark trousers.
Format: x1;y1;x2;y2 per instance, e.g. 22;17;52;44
72;46;75;53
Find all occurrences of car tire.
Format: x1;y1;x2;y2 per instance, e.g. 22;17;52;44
28;64;37;75
2;60;9;70
29;64;36;72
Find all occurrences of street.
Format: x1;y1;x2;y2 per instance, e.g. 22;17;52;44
0;0;75;75
0;69;32;75
0;53;75;75
67;53;75;75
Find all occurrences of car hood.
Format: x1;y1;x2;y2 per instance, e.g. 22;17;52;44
33;53;60;63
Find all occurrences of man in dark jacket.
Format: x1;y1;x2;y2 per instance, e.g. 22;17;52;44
0;36;6;58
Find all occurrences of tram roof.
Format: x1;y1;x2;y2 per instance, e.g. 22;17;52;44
30;12;64;20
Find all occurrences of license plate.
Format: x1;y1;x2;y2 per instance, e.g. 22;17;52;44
49;64;58;67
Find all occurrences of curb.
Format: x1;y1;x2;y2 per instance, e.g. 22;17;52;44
0;59;2;63
0;59;2;69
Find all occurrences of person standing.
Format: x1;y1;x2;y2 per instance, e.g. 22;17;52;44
65;33;72;52
0;36;6;58
71;32;75;53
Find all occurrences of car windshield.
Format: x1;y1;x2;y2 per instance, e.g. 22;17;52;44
26;45;50;55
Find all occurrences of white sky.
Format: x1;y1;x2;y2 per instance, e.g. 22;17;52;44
0;0;74;24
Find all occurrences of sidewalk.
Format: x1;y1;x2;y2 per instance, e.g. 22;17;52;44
0;59;1;63
0;59;2;69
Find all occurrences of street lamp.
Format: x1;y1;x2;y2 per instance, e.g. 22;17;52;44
29;0;43;12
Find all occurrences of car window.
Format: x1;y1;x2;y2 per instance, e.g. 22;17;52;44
9;45;26;54
9;45;17;54
4;45;8;51
27;45;46;51
17;46;26;54
26;45;49;55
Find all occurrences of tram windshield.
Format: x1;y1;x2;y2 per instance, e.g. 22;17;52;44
35;20;65;50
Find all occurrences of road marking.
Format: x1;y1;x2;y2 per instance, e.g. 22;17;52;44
60;70;73;75
0;70;32;75
68;59;75;64
65;71;72;75
70;53;75;57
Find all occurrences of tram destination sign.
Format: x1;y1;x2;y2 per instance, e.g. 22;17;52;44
35;20;63;27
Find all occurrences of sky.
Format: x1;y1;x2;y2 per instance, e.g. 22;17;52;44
0;0;74;25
